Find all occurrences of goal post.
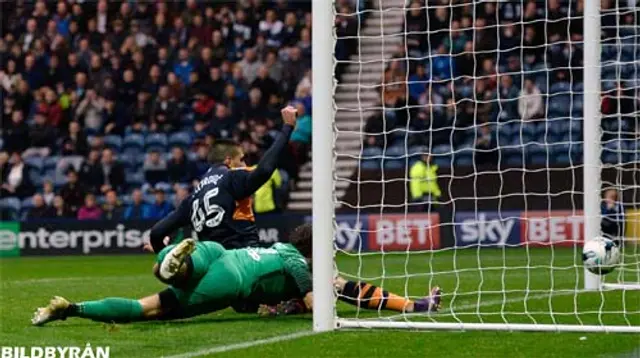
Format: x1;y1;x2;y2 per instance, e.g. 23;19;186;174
311;0;337;332
582;0;603;291
312;0;640;333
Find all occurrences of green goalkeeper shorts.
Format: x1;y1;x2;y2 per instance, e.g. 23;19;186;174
157;241;244;318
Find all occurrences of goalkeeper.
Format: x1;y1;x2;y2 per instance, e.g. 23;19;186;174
32;225;440;325
32;228;313;326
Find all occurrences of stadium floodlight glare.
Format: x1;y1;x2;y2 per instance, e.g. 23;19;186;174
312;0;639;333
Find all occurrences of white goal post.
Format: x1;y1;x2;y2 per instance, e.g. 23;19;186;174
312;0;640;333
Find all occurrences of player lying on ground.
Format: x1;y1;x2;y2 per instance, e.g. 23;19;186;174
32;228;313;326
146;105;299;253
32;225;440;326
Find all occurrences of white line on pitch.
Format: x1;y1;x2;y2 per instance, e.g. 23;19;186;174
344;290;577;322
160;330;317;358
159;291;579;358
1;274;150;285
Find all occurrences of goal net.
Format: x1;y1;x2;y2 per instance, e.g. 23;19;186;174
312;0;640;332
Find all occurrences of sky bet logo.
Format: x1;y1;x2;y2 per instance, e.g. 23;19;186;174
455;212;521;247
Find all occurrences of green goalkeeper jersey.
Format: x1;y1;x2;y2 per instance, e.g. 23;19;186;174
231;242;312;305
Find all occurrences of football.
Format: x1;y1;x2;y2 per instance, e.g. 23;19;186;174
582;237;621;275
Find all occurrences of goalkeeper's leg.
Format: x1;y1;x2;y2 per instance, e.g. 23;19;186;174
32;293;167;326
335;277;441;313
153;239;226;288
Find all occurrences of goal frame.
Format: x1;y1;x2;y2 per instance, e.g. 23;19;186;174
310;0;640;333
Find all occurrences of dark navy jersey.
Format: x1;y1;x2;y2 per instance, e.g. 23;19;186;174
186;166;259;249
149;124;294;252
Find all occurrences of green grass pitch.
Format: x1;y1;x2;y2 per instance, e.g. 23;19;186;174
1;248;639;357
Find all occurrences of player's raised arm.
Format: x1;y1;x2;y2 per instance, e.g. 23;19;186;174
229;105;297;199
148;198;191;253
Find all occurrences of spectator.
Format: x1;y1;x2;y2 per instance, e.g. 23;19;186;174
282;47;307;98
51;195;72;218
23;110;56;158
102;189;124;220
42;179;55;206
408;63;428;101
173;48;193;85
207;67;227;102
61;121;89;156
265;51;284;83
4;110;29;154
498;75;520;119
194;144;210;176
239;48;262;84
409;154;441;209
475;123;498;165
1;152;34;199
601;188;625;245
40;87;63;128
148;189;174;220
28;194;53;219
290;102;312;166
429;44;454;81
99;148;126;194
143;150;169;186
518;78;543;121
78;149;101;193
77;193;103;220
151;86;180;132
117;69;138;107
253;169;283;215
59;169;85;214
167;147;195;184
75;89;104;132
123;188;151;220
251;66;279;105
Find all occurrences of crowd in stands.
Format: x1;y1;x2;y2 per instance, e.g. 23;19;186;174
0;0;348;220
362;0;639;170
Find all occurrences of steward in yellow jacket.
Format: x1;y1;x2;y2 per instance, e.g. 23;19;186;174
409;154;441;202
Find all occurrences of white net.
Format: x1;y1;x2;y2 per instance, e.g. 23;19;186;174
332;0;640;331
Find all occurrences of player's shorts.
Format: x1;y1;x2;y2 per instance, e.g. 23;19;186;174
156;241;245;318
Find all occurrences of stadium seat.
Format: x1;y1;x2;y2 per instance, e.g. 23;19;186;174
53;173;67;189
24;157;44;173
30;168;44;187
382;159;404;170
572;82;584;93
123;134;145;152
0;197;21;220
154;182;173;193
104;135;123;151
43;156;59;172
118;153;137;168
145;133;168;151
548;82;571;95
383;146;408;161
361;159;381;170
126;171;145;187
168;131;193;149
143;193;155;204
548;96;571;118
121;195;133;206
361;147;383;160
433;155;452;168
21;197;34;212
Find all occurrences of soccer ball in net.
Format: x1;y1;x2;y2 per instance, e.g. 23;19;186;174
583;237;621;275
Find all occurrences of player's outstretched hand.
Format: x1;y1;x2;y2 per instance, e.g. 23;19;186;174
281;105;298;126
